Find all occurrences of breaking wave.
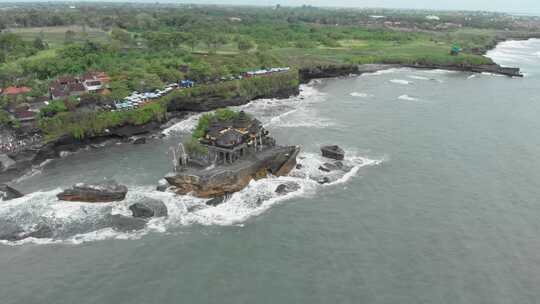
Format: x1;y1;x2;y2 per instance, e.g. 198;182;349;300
162;112;205;136
350;92;371;98
0;149;383;246
390;79;412;85
0;80;384;246
360;68;401;76
398;95;419;101
408;75;430;80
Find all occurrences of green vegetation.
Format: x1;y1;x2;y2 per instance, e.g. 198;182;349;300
38;101;166;141
192;108;243;139
184;137;209;157
1;3;539;141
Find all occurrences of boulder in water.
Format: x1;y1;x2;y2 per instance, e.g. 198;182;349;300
131;137;146;145
321;145;345;161
129;198;168;218
57;180;128;202
319;161;343;172
23;223;54;239
108;214;147;232
206;196;226;206
275;182;301;195
317;176;331;184
0;184;23;201
156;178;169;192
0;154;16;172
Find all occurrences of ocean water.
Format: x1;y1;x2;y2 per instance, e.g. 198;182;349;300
1;39;540;303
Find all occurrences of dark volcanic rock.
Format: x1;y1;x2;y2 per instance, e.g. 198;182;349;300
0;184;23;201
188;204;209;212
107;214;147;232
131;137;146;145
275;182;301;195
319;161;343;172
321;145;345;161
156;178;169;192
166;145;301;198
317;177;331;184
0;218;24;241
299;64;360;83
24;223;54;239
57;181;128;202
206;196;226;206
129;198;168;218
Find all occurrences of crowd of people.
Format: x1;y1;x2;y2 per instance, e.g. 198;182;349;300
0;133;42;154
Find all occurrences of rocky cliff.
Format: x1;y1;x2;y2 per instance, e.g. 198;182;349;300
166;71;300;112
165;145;300;198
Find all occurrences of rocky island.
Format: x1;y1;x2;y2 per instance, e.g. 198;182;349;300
163;110;300;198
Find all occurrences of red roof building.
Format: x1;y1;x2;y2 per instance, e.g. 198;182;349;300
2;86;32;95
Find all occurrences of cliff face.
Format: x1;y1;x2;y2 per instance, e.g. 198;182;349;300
166;71;300;112
165;145;300;198
299;65;360;83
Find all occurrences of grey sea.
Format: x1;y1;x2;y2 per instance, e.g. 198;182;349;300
1;39;540;304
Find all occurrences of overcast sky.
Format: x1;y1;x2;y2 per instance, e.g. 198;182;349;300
1;0;539;15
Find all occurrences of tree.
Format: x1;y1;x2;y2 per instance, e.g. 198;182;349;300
64;30;77;44
111;28;133;45
127;72;163;92
183;32;198;51
202;33;227;53
33;37;47;50
109;78;130;101
237;37;255;52
187;61;213;82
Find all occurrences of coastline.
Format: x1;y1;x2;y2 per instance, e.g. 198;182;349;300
0;38;528;184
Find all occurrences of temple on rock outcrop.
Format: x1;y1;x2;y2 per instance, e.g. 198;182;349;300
199;111;274;164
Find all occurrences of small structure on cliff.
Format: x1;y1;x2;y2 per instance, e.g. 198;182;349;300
199;111;271;164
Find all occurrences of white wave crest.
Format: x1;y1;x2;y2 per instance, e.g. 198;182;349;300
0;149;383;246
390;79;412;85
361;68;401;76
408;75;429;80
398;95;419;101
162;112;205;136
350;92;371;98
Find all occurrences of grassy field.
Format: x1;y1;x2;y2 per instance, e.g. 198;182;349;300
6;26;110;47
271;36;493;67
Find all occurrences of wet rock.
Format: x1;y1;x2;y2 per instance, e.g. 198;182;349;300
317;177;331;184
108;214;147;232
131;137;146;145
187;204;208;212
57;180;128;202
166;145;300;198
319;165;331;172
206;196;226;206
0;154;16;172
129;198;168;218
319;161;343;172
321;145;345;161
156;178;169;192
275;182;301;195
0;219;24;241
24;223;54;239
295;163;303;170
0;184;23;201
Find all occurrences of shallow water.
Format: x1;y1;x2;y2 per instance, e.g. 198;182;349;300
1;39;540;303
